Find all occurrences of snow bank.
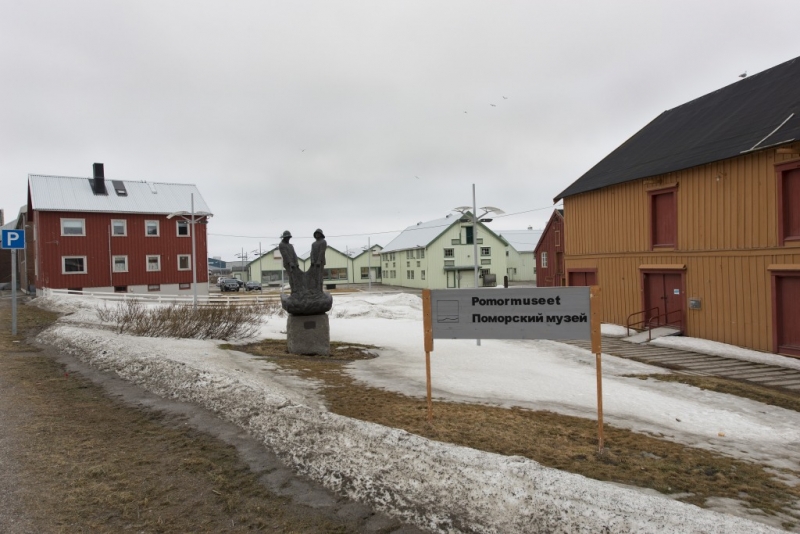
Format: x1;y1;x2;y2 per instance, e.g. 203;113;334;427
36;318;782;533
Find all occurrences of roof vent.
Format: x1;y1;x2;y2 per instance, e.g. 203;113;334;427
112;180;127;196
417;221;422;225
527;226;532;230
146;182;158;194
90;163;108;196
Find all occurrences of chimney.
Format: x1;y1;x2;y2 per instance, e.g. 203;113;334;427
90;163;107;195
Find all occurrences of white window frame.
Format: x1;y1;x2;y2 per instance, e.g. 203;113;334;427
112;255;128;273
111;219;127;237
60;218;86;236
177;254;191;271
176;220;190;237
480;247;491;256
145;220;160;237
421;270;426;280
62;256;87;274
541;251;548;268
146;255;161;272
444;248;454;258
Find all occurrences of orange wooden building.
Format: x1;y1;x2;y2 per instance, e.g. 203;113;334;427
555;56;800;357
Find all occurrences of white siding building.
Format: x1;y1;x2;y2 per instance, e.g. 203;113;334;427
498;227;543;283
380;213;509;289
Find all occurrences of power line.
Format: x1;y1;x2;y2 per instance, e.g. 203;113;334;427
208;203;562;241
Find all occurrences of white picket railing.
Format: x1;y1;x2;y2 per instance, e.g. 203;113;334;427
40;287;280;306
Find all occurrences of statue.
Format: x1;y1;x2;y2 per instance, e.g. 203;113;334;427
279;229;333;316
278;230;305;297
308;228;327;292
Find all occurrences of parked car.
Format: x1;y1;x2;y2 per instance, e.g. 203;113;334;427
220;279;240;292
245;281;262;291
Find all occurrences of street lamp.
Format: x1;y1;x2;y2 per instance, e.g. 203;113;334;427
454;185;504;347
252;242;264;291
167;193;213;310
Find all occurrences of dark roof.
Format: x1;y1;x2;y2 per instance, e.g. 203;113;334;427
555;56;800;201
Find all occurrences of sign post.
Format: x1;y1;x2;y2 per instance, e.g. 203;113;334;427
422;286;604;451
2;229;26;336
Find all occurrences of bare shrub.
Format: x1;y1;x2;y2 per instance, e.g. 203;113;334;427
100;300;267;340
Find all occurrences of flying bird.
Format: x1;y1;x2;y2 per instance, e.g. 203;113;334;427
490;104;496;107
464;111;468;114
502;96;508;99
301;149;306;152
415;175;420;179
739;71;747;78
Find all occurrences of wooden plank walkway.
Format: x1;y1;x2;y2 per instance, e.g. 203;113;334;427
561;337;800;391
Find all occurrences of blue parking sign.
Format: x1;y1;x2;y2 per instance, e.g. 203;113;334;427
1;229;25;249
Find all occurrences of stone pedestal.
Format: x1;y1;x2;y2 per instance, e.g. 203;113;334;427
286;314;330;356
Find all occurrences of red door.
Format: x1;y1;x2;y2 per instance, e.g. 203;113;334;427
569;271;597;286
644;272;683;327
775;275;800;357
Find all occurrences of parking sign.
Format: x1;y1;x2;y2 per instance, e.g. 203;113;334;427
1;229;25;249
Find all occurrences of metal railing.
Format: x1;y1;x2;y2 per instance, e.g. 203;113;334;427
626;306;683;341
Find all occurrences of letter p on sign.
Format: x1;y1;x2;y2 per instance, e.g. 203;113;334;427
1;229;25;249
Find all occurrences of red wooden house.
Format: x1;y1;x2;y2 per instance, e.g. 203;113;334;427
534;210;569;286
24;163;212;295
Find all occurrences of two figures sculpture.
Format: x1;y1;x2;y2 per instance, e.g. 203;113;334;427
279;229;333;316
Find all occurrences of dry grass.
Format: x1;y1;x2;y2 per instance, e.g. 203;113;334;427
235;338;800;526
0;301;361;533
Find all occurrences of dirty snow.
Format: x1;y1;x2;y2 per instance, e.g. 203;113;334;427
32;292;797;533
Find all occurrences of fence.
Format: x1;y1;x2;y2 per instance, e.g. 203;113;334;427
40;287;280;306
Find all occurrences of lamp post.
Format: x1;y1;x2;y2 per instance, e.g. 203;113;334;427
252;242;264;290
453;186;504;346
362;237;372;292
167;194;212;310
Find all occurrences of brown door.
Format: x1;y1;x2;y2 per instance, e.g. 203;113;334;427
644;272;683;327
775;274;800;357
569;271;597;286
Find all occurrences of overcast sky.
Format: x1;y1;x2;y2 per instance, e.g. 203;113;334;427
2;1;798;260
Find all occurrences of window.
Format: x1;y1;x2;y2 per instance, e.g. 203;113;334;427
179;283;191;289
112;255;128;272
451;238;461;245
407;251;413;259
361;267;369;279
177;220;190;237
476;238;483;244
407;270;415;279
541;252;548;268
421;270;426;280
778;161;800;245
62;256;87;274
649;187;677;249
385;262;389;268
393;262;396;267
111;219;127;236
390;270;396;278
326;268;348;280
407;261;410;267
146;255;161;271
465;226;474;244
114;286;128;293
444;248;454;257
416;261;421;267
148;284;161;292
555;230;561;247
61;219;85;236
178;255;191;271
480;247;490;256
444;260;455;267
145;220;160;237
480;269;490;277
420;249;425;259
481;259;491;265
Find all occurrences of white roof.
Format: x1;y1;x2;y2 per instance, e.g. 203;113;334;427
382;213;509;253
381;214;461;253
28;175;212;215
498;228;544;253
